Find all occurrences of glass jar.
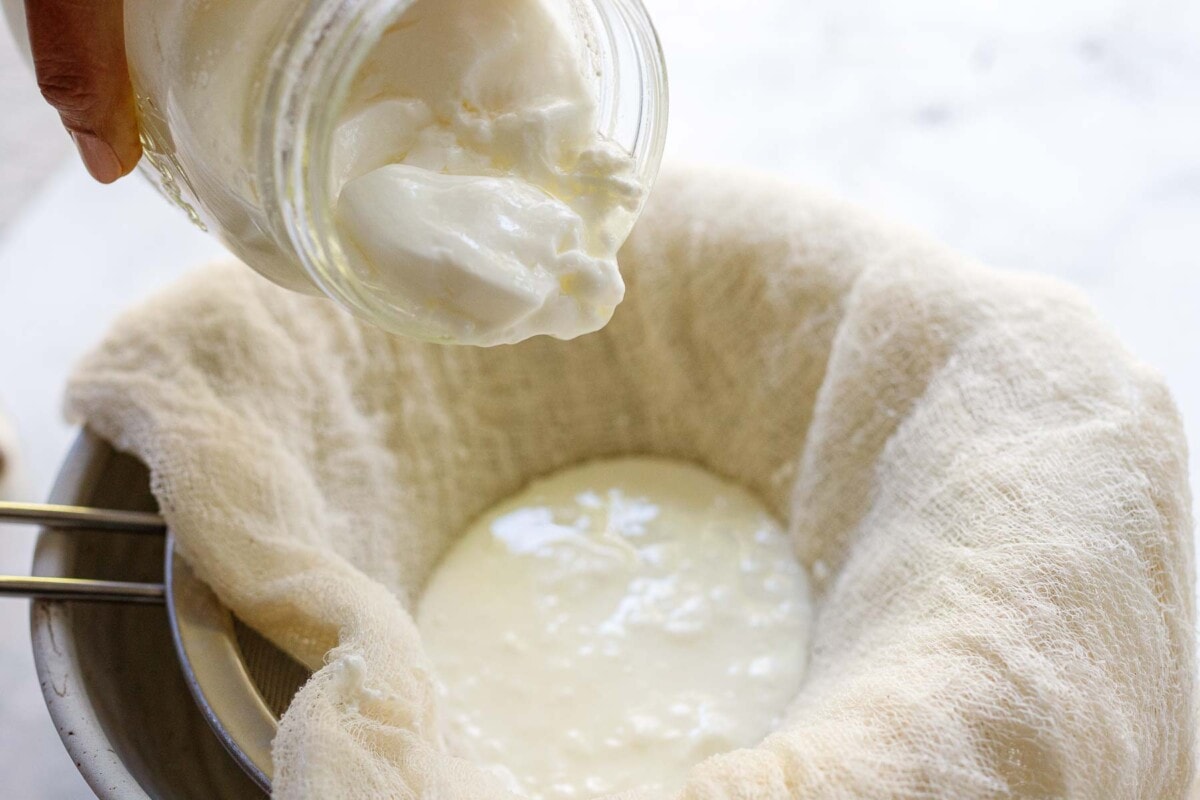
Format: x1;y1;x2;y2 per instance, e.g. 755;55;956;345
3;0;668;336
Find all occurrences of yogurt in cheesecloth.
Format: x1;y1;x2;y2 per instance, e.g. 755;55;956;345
331;0;643;346
419;459;813;798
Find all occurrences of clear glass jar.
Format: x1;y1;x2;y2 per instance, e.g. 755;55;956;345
3;0;668;335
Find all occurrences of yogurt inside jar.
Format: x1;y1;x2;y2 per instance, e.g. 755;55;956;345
331;0;646;346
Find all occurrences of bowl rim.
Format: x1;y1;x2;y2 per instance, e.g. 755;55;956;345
166;540;277;791
29;430;153;800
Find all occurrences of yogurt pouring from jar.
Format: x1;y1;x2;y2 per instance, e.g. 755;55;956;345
333;0;646;346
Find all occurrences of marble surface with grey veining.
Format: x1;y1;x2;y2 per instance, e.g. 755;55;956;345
1;0;1198;796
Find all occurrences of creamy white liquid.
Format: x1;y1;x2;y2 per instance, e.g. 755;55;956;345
333;0;642;346
418;459;812;799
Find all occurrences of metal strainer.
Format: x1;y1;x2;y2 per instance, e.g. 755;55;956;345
2;434;311;793
165;547;310;790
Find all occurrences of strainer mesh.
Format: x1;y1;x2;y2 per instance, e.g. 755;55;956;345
232;618;311;719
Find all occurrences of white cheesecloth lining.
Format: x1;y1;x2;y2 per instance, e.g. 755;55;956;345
65;166;1194;799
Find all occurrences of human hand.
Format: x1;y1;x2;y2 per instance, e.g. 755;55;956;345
23;0;141;183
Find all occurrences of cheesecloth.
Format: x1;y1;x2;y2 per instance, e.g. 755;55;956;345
65;167;1195;799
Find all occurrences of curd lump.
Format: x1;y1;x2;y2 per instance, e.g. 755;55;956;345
418;459;813;799
332;0;643;346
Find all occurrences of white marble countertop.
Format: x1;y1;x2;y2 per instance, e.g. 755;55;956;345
1;0;1198;796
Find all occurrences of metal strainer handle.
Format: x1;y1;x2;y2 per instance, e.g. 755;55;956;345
0;501;166;603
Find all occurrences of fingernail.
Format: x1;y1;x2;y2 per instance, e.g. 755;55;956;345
71;132;125;183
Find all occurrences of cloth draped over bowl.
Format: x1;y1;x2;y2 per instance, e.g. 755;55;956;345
65;166;1195;799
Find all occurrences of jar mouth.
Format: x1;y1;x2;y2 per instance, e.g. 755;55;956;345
263;0;669;341
600;0;670;193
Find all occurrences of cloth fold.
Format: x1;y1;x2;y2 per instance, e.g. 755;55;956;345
66;166;1194;798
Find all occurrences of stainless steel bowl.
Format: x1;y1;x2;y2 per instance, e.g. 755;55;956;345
30;430;297;799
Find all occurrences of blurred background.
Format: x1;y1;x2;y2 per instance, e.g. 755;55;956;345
1;0;1198;796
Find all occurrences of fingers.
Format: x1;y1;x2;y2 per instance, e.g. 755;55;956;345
24;0;141;183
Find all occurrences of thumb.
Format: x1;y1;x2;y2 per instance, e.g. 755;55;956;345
25;0;141;183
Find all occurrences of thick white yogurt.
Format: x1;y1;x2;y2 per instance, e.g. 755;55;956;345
333;0;642;346
418;459;812;799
